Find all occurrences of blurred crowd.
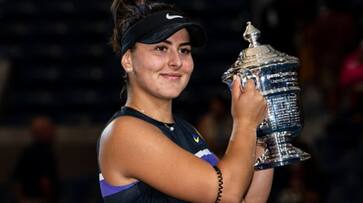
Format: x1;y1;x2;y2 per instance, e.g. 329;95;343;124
0;0;363;202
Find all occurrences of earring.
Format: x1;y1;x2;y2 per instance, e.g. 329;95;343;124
125;68;133;73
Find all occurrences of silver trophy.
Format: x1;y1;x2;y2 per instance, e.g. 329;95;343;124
222;22;310;170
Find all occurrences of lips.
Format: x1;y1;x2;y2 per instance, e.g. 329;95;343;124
160;73;182;80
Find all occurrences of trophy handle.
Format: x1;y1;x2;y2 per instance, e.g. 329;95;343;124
238;68;260;91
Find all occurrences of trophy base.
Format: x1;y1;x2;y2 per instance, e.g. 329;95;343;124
254;131;311;170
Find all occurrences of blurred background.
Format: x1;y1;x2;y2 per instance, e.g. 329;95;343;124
0;0;362;202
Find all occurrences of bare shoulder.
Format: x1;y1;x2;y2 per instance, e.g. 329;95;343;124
101;115;161;142
99;115;166;156
98;116;164;184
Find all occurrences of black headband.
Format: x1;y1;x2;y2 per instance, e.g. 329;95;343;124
120;10;206;56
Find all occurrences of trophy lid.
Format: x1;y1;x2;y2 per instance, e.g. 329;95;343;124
222;22;299;83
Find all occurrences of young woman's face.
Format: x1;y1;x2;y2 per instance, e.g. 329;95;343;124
126;28;194;100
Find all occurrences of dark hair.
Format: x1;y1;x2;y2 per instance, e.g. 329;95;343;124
110;0;181;56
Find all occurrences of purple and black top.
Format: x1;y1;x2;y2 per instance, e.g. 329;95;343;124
97;106;219;203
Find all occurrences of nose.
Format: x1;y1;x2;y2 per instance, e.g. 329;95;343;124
168;49;182;69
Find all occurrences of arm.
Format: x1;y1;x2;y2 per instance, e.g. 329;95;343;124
99;78;267;203
243;146;274;203
218;78;268;202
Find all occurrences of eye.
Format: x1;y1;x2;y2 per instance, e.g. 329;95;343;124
155;45;168;52
179;47;191;55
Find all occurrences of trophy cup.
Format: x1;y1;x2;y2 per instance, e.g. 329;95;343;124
222;22;310;170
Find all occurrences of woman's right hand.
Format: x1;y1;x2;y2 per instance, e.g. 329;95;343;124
230;75;267;129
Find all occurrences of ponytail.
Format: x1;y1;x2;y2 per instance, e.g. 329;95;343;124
111;0;150;103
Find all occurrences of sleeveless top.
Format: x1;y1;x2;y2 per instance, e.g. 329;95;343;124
97;107;219;203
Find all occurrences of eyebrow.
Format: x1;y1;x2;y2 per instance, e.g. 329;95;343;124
163;40;191;46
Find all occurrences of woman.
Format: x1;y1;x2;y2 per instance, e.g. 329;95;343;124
98;0;273;202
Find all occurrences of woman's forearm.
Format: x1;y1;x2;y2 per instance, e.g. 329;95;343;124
217;122;257;202
244;168;274;203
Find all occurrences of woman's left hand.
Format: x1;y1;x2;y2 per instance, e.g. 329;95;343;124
255;142;267;161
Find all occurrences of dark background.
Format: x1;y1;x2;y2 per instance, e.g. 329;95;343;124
0;0;362;202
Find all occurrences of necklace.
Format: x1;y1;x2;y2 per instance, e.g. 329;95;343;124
163;123;175;131
127;105;175;131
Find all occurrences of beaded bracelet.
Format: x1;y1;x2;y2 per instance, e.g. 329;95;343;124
213;166;223;203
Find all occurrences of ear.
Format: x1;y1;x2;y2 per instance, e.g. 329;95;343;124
121;50;133;73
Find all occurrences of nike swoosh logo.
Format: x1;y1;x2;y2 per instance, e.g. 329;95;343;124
193;136;200;143
166;13;183;20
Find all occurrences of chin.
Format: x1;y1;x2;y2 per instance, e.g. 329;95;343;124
162;93;181;100
158;90;183;100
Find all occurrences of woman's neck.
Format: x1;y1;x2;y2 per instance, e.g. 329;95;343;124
125;92;174;123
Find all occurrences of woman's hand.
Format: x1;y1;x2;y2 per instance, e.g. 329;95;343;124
255;142;267;161
230;76;267;129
